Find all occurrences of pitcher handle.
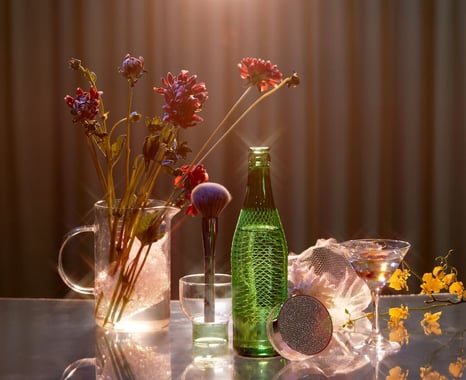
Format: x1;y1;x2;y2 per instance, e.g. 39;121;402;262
58;225;96;295
61;357;96;380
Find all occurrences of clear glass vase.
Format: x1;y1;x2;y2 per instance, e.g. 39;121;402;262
58;199;179;332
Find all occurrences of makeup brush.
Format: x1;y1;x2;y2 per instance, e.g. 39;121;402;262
191;182;232;323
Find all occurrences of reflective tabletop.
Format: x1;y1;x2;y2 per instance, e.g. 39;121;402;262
0;296;464;379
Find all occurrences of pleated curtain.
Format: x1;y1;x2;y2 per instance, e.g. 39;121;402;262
0;0;464;298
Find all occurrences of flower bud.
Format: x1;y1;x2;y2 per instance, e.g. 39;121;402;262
287;71;300;88
119;54;145;86
129;111;141;122
68;58;82;70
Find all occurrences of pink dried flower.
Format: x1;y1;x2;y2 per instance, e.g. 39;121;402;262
154;70;208;129
119;54;145;86
238;57;283;92
64;86;101;123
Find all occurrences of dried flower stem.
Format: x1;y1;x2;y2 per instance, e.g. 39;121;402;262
125;87;134;189
189;86;253;166
196;75;297;165
86;137;107;192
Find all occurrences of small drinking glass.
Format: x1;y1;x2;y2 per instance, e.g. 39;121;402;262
179;274;232;367
340;239;410;358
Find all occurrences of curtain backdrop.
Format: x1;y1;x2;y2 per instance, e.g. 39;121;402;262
0;0;464;298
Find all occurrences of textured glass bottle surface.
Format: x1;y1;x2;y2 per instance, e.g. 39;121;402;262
231;147;288;357
232;209;288;357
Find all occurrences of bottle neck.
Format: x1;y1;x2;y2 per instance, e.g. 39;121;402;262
243;153;275;209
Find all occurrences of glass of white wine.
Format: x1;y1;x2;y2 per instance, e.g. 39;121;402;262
340;239;410;358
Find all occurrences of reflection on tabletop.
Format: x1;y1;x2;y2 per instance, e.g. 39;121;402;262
0;298;464;379
63;297;465;379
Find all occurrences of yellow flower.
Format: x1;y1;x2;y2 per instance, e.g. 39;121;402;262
442;272;457;286
389;269;410;291
420;272;446;295
449;357;465;378
388;305;409;328
420;366;448;380
432;265;445;279
420;311;442;335
386;366;409;380
389;321;409;345
449;281;465;300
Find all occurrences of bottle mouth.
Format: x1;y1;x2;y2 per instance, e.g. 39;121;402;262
249;146;270;153
248;146;271;167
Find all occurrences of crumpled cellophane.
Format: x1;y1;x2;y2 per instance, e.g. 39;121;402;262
269;239;374;374
288;238;371;329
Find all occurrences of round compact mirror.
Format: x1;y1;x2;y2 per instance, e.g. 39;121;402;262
267;295;333;360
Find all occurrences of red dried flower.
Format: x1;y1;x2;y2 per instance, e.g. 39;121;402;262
119;54;145;86
64;86;101;123
174;164;209;216
238;57;283;92
154;70;208;129
184;203;199;217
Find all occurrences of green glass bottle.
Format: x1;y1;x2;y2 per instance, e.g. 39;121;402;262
231;146;288;357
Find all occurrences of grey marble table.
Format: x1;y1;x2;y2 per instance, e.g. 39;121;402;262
0;296;464;379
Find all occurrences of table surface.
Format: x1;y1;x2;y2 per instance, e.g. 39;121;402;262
0;295;464;379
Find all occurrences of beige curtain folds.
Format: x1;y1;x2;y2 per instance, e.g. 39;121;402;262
0;0;464;298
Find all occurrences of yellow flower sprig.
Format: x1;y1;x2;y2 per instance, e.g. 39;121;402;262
388;329;465;380
419;329;465;379
389;250;466;303
382;252;465;380
382;250;465;345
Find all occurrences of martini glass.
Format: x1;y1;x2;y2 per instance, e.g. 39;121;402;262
340;239;410;358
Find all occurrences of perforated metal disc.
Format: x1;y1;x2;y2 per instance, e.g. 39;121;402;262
277;295;333;356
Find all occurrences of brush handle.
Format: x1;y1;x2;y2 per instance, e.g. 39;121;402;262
202;217;218;323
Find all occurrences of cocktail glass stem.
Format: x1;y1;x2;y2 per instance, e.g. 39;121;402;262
368;288;382;345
